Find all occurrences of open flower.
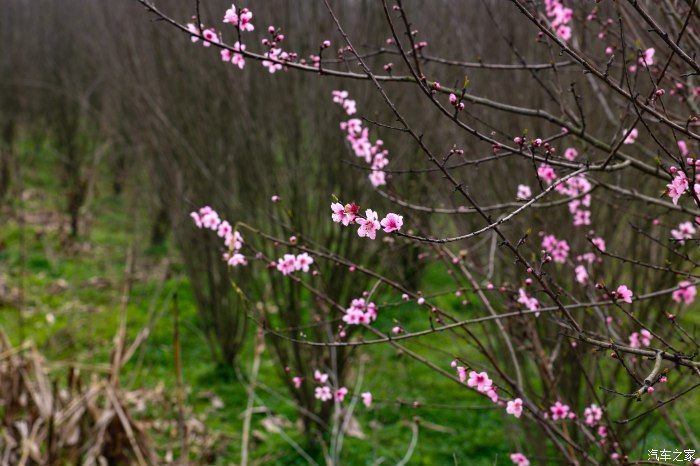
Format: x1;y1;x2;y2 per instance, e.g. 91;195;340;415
506;398;523;418
467;371;493;393
315;386;332;402
615;285;633;303
510;453;530;466
357;209;380;239
380;213;403;233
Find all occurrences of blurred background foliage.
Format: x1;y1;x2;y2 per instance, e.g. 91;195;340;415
0;0;697;464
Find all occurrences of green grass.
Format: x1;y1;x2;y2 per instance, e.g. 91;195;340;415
0;139;697;465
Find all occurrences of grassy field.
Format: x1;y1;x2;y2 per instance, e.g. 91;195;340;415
0;141;516;465
1;141;697;465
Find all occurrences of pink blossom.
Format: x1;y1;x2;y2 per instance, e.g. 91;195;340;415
671;221;696;243
343;298;378;325
541;234;570;263
357;209;380;239
549;401;571;420
314;370;329;384
342;99;357;115
331;202;359;226
573;209;591;226
584;403;602;426
678;140;689;156
380;213;403;233
545;0;573;42
456;366;468;383
315;386;332;402
667;172;689;205
336;92;392;184
615;285;633;303
332;90;348;104
225;230;243;250
591;237;606;252
293;253;313;272
510;453;530;466
518;288;540;316
556;24;572;41
192;206;221;230
369;170;386;187
563;147;578;161
537;163;557;184
672;280;697;304
201;28;219;47
486;387;499;403
467;371;493;393
628;332;641;348
361;391;373;407
506;398;523;418
574;265;588;284
276;254;297;275
217;220;232;238
335;387;348;402
639;47;655;66
223;5;254;31
225;252;247;267
262;48;284;73
623;128;638;144
517;184;532;199
229;42;246;68
187;23;201;43
292;376;302;388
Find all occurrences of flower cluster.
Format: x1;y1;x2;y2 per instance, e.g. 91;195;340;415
190;206;247;266
545;0;573;41
332;90;356;115
670;221;696;244
672;280;697;304
310;369;370;405
223;4;254;31
628;329;652;348
276;252;314;275
334;91;389;186
331;202;403;239
583;403;603;426
541;234;570;263
555;175;592;226
220;42;246;69
666;168;699;205
547;401;575;421
452;365;500;403
261;26;296;74
187;21;219;47
188;4;254;69
517;288;541;315
537;163;557;184
342;297;378;325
